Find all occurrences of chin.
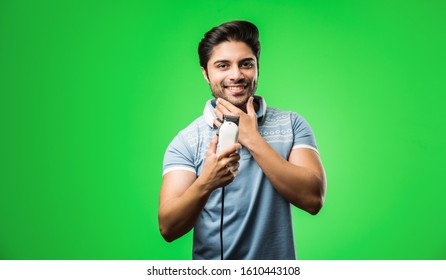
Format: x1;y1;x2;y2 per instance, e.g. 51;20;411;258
212;90;252;108
227;94;247;102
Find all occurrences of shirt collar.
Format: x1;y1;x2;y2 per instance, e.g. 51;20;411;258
203;96;267;128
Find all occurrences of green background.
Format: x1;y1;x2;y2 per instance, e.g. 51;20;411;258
1;0;445;259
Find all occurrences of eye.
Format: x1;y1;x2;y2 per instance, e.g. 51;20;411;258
216;63;228;70
241;61;254;68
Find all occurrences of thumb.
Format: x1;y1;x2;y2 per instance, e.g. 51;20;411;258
247;96;255;116
207;134;218;155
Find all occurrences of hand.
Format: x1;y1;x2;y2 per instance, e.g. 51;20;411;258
198;134;241;192
214;97;260;147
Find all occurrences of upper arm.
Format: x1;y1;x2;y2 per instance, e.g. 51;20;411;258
288;147;326;214
289;112;325;180
159;170;197;210
288;148;326;183
161;130;197;208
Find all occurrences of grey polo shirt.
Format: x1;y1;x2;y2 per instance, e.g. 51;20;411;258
162;96;318;259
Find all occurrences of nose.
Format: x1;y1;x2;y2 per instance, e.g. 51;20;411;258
228;66;244;81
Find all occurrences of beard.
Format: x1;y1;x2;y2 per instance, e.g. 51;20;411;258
209;78;258;110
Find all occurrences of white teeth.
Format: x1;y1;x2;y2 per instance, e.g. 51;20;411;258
228;86;244;90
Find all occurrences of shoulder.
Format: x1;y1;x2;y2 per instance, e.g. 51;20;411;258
263;106;307;125
163;116;210;174
263;106;316;142
167;115;215;160
177;116;205;137
176;116;211;145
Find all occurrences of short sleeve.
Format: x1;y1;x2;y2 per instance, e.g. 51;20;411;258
162;133;196;176
291;113;319;154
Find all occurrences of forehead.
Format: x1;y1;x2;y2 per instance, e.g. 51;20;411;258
208;41;256;63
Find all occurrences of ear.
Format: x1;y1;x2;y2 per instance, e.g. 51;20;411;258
201;67;210;84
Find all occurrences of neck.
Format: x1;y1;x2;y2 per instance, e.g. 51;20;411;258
238;101;259;114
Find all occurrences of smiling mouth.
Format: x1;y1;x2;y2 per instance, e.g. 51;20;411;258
226;85;245;90
224;84;248;92
224;85;247;95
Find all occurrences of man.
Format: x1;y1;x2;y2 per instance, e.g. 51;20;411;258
158;20;326;260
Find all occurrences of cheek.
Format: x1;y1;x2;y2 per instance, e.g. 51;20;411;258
208;73;226;86
248;74;257;85
244;69;257;81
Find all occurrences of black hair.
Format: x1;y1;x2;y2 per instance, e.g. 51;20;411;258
198;20;260;72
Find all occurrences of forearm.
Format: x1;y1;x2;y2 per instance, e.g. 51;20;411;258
159;138;241;242
245;133;325;214
213;97;326;214
158;177;211;242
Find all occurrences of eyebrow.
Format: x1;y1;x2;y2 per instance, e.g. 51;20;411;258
213;58;256;65
213;59;230;65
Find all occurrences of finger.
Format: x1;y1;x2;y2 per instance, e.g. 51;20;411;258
216;98;240;115
246;96;256;116
230;169;239;177
213;115;223;128
222;153;241;166
223;172;236;184
228;153;241;162
227;161;239;177
213;113;223;128
213;118;222;129
227;161;240;170
233;161;240;169
214;107;224;122
218;143;242;158
215;103;232;117
207;134;218;155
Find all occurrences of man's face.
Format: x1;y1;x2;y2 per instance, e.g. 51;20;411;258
202;41;258;109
